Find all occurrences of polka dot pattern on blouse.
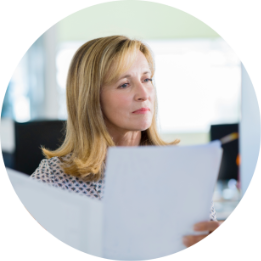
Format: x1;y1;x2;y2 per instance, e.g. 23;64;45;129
30;155;104;200
30;155;217;221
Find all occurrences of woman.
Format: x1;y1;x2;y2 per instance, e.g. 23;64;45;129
31;35;219;248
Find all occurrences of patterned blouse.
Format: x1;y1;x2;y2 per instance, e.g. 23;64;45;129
30;155;217;221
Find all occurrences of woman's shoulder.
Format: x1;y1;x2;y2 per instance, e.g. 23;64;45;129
30;156;65;184
30;155;104;199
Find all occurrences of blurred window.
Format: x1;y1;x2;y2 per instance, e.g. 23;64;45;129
2;36;46;122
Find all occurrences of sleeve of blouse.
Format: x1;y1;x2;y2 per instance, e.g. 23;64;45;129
30;159;55;185
210;202;217;221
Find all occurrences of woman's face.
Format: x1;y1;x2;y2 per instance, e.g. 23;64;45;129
101;51;155;134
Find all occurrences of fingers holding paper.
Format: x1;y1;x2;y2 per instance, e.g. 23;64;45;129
183;221;220;247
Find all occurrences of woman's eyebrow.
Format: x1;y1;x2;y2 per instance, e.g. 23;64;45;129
118;71;151;80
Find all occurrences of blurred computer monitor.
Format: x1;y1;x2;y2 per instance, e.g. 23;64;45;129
210;123;239;181
240;64;260;195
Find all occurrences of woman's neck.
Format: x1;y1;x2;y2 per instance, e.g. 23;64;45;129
109;129;141;146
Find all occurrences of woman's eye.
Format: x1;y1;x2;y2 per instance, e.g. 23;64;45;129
144;78;153;83
120;83;128;88
118;78;152;88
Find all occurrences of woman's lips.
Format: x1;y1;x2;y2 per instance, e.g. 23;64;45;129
133;108;150;114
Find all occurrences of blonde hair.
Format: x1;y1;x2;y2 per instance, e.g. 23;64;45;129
42;35;180;181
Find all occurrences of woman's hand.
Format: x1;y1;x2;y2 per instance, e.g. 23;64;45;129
183;221;220;247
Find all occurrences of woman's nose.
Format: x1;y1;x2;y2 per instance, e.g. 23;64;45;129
136;81;148;92
135;81;150;100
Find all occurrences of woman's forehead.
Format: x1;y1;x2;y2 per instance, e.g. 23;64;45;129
104;51;151;84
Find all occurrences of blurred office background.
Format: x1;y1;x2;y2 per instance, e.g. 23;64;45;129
1;2;260;220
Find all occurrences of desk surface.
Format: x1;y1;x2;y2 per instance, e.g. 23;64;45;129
213;180;241;221
214;200;240;221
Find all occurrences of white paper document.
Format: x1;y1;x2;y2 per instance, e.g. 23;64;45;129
103;140;222;259
7;167;103;256
7;141;222;260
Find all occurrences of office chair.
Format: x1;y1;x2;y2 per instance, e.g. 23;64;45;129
14;120;66;175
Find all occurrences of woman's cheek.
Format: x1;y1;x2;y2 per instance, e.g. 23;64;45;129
114;93;132;110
